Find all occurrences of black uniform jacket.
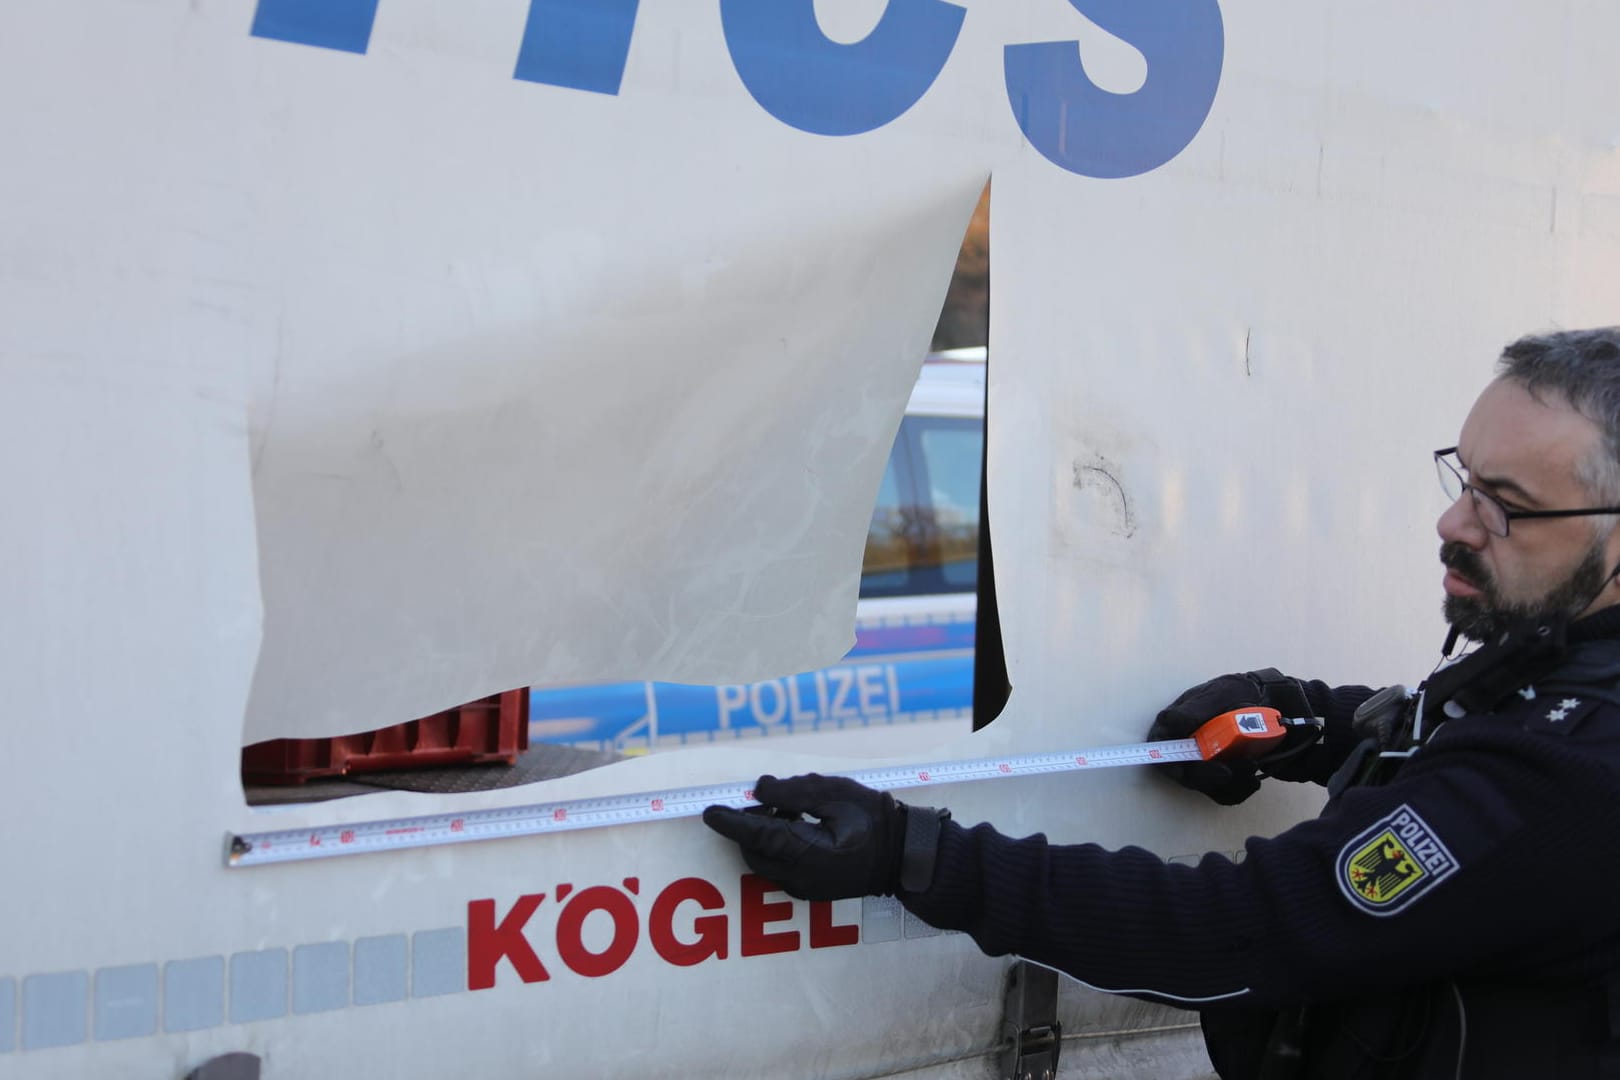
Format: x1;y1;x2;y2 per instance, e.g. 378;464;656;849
900;608;1620;1078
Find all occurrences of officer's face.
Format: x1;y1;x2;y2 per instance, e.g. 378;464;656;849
1436;376;1620;641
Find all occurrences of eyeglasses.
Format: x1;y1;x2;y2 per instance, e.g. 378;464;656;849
1434;447;1620;538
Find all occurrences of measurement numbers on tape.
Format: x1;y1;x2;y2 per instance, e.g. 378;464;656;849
227;738;1203;868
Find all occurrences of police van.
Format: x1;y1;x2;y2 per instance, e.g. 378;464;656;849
528;348;985;758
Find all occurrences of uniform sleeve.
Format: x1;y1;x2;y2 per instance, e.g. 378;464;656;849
1261;678;1378;785
900;716;1620;1009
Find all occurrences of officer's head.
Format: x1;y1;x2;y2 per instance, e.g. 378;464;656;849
1437;327;1620;642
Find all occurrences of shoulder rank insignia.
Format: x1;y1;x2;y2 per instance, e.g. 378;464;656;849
1336;805;1459;916
1522;694;1603;735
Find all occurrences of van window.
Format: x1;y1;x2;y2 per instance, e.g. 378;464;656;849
859;414;981;599
859;442;917;598
915;416;982;592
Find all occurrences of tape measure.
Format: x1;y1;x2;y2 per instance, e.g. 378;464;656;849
227;707;1296;868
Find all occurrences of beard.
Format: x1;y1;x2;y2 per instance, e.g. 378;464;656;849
1441;539;1613;643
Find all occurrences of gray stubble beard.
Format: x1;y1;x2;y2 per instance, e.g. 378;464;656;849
1442;540;1613;643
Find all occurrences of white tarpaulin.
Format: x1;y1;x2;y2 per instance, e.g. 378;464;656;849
234;5;999;740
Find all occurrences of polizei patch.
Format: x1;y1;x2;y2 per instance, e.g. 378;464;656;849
1336;805;1459;916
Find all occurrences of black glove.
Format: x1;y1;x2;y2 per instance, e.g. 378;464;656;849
702;774;909;901
1148;672;1270;805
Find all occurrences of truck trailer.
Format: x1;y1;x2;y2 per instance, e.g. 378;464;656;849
3;1;1618;1076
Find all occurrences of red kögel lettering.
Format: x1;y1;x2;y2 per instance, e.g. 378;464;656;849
648;877;728;967
740;874;799;957
467;894;550;989
555;885;639;978
808;901;859;949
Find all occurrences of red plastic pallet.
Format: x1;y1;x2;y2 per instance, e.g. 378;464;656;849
242;690;529;785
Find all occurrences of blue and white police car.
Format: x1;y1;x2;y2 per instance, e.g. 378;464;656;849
528;349;984;757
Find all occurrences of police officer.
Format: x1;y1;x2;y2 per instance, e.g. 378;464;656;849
704;327;1620;1078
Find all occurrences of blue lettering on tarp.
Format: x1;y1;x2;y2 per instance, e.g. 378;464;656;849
246;0;1222;177
718;0;966;137
250;0;380;55
513;0;641;96
1004;0;1224;178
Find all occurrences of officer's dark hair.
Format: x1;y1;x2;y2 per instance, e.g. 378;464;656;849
1498;327;1620;505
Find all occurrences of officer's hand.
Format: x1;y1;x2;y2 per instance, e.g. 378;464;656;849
702;773;905;901
1148;672;1267;805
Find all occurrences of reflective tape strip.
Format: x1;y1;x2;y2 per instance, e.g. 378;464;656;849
227;738;1203;868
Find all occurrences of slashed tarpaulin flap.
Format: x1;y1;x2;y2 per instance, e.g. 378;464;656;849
223;6;995;741
243;172;987;741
